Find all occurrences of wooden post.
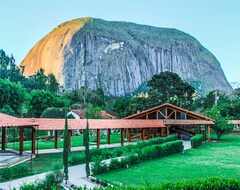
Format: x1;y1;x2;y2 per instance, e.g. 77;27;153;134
166;125;170;136
82;130;85;146
160;128;163;137
19;127;24;155
68;130;71;152
208;125;211;142
97;129;100;148
32;128;36;154
121;129;124;146
1;127;6;150
127;129;131;142
141;129;145;141
146;128;149;140
54;130;58;149
107;129;111;144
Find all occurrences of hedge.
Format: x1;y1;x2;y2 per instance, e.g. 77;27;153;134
190;134;203;148
78;178;240;190
90;135;177;161
92;140;183;175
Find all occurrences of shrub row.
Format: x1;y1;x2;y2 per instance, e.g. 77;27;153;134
190;134;203;148
91;140;183;175
0;164;29;181
90;135;177;161
77;178;240;190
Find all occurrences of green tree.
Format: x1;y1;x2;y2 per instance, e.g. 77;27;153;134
40;107;65;118
0;79;26;114
84;119;90;178
28;90;55;117
147;71;195;109
206;106;233;141
112;98;131;118
0;105;16;116
63;108;69;184
84;105;103;119
47;73;59;94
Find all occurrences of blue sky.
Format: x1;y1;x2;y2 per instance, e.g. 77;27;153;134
0;0;239;84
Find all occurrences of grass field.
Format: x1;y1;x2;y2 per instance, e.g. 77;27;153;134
95;134;240;187
1;133;126;150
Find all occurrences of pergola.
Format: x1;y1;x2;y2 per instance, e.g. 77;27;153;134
0;113;38;155
0;103;215;155
125;103;214;142
34;118;166;150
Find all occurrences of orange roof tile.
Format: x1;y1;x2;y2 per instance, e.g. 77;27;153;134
34;118;165;130
0;113;38;127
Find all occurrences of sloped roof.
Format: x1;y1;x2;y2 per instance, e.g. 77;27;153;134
229;120;240;125
0;113;38;127
125;103;213;121
70;110;115;119
164;119;214;125
34;118;165;130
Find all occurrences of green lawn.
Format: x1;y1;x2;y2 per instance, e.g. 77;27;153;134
95;134;240;187
1;133;126;150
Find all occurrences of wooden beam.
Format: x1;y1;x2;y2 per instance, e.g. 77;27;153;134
121;129;124;146
68;130;71;152
127;129;131;142
141;129;145;141
146;128;149;140
208;125;211;142
97;129;100;148
166;125;170;136
159;110;166;119
107;129;111;144
32;128;36;154
160;128;163;137
54;130;58;149
82;130;85;146
146;112;148;119
1;127;6;150
19;127;24;155
167;110;175;119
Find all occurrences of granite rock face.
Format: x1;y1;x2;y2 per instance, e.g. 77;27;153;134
20;18;232;96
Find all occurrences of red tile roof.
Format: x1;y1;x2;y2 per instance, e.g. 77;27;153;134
0;113;38;127
34;118;165;130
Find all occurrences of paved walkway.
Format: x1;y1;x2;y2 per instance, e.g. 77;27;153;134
0;150;34;168
25;142;137;154
0;141;191;190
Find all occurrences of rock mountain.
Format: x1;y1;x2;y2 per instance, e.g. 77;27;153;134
20;18;232;96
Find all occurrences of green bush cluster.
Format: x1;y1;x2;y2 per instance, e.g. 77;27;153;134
90;135;177;161
92;140;183;175
69;153;85;165
0;164;29;181
77;178;240;190
19;170;64;190
190;134;203;148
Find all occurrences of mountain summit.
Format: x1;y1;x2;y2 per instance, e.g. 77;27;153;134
20;18;232;96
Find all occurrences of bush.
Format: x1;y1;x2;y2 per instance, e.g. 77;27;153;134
69;153;85;165
109;159;121;170
78;178;240;190
19;183;36;190
0;167;13;180
91;157;108;175
93;140;184;174
191;134;203;148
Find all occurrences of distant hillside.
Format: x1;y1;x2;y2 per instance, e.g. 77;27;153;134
20;18;232;96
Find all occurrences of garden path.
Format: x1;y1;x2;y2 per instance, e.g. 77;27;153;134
0;141;191;189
